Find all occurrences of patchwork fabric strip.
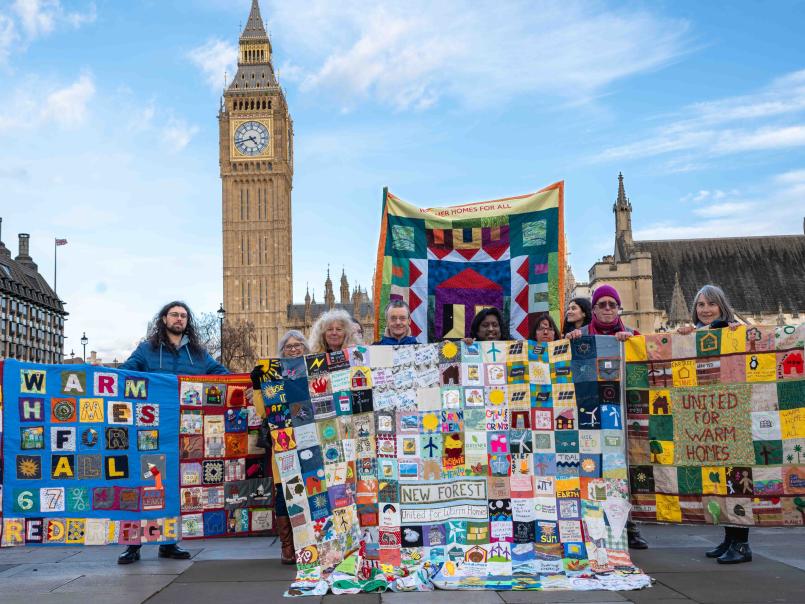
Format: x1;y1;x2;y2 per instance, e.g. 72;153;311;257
260;339;651;595
624;324;805;527
178;374;275;539
0;359;180;546
373;183;565;342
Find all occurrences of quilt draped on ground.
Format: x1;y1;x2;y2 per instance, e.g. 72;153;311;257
257;339;651;595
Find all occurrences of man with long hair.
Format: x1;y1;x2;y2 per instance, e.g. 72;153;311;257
117;301;228;564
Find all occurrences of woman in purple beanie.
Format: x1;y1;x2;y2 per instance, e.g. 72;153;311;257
567;284;648;549
567;284;638;341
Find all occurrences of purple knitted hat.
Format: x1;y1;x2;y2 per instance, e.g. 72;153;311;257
592;284;621;307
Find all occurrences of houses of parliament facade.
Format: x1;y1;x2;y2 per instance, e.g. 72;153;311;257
219;1;373;359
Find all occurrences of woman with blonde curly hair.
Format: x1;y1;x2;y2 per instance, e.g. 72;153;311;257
308;308;362;353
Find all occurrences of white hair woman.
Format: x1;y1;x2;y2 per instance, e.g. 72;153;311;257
375;299;418;345
308;308;361;353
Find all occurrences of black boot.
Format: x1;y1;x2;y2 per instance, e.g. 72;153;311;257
158;544;192;559
626;521;648;549
705;538;732;558
118;545;141;564
717;541;752;564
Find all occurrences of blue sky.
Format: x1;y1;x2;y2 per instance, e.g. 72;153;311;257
1;0;804;361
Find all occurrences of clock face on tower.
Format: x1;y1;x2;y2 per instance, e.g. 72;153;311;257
234;120;270;156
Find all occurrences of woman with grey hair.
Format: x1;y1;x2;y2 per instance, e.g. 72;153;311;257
308;308;361;354
250;329;310;564
375;299;418;345
677;284;737;334
277;329;309;357
677;285;750;564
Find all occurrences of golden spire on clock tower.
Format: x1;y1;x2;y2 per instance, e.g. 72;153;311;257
219;0;294;368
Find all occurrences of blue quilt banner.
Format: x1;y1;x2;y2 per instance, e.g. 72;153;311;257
0;360;180;546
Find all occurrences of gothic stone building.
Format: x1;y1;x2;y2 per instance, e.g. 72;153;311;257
220;1;373;363
0;225;67;362
286;269;374;341
585;174;805;332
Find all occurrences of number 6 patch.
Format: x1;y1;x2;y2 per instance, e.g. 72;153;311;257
12;488;38;513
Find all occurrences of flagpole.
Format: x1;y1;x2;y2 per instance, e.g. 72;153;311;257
54;238;67;295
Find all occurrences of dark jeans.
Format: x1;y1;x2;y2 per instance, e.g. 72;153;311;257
275;482;288;518
725;526;750;542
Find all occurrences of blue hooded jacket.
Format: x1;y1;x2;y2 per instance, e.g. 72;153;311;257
119;335;228;376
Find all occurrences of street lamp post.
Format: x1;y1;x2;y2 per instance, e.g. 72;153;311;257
80;332;88;362
217;303;226;362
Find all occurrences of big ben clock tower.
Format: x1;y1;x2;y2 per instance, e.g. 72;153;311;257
220;0;293;364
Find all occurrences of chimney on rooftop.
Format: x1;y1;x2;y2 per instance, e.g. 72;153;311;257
16;233;37;270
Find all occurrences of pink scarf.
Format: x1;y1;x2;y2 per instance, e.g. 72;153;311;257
587;314;627;335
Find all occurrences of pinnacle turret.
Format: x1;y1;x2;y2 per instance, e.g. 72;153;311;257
668;272;688;326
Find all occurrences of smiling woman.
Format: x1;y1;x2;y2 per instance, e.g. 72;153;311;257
308;308;362;353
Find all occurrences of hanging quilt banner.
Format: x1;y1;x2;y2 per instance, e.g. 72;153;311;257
0;359;180;546
624;324;805;527
178;373;276;539
258;339;651;595
373;182;565;343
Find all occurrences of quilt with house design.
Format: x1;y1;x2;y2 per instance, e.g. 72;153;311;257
373;183;565;343
259;339;651;595
624;324;805;527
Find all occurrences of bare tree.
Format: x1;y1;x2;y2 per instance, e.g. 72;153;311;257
221;319;258;371
195;312;256;371
196;312;221;360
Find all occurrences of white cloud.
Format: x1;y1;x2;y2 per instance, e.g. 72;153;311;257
691;201;755;218
775;169;805;185
11;0;96;39
597;69;805;164
163;116;200;152
0;72;95;131
187;38;238;90
711;125;805;153
268;0;689;110
0;14;17;65
633;172;805;240
680;189;734;203
40;72;95;126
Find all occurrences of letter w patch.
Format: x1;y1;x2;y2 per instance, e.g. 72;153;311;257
20;369;47;394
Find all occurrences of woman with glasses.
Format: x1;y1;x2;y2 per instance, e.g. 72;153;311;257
375;299;418;345
562;297;592;336
309;308;362;353
250;330;310;564
567;284;648;549
529;312;561;343
567;285;637;342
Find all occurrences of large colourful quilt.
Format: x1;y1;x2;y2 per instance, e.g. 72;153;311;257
259;339;651;595
624;325;805;526
178;374;276;538
373;183;565;343
0;360;180;546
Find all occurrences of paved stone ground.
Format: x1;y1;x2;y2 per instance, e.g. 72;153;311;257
0;524;802;603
